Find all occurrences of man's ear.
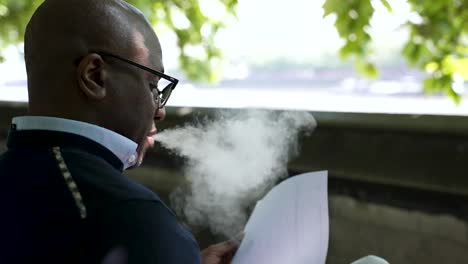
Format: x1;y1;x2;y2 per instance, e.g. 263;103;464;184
77;53;107;100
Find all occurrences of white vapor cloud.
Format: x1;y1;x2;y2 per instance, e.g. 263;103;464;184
155;109;316;237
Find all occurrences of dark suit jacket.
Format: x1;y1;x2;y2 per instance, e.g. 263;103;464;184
0;127;201;264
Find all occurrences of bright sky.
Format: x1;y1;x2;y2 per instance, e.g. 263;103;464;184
213;0;413;64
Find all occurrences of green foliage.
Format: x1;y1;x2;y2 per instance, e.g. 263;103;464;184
323;0;376;79
323;0;468;102
0;0;237;82
137;0;232;82
0;0;42;62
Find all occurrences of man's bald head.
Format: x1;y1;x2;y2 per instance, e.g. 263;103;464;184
23;0;166;158
25;0;162;116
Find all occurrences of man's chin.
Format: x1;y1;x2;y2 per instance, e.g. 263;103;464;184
130;136;155;169
146;135;155;148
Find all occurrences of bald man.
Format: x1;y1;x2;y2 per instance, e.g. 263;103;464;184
0;0;238;263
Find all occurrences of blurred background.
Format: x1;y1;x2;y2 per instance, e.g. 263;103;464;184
0;0;467;263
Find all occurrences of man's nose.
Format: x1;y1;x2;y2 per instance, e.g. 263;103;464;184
154;107;166;122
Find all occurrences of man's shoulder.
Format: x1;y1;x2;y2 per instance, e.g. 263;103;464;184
59;147;161;208
0;146;64;181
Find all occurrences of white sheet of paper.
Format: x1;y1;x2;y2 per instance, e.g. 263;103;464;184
231;171;329;264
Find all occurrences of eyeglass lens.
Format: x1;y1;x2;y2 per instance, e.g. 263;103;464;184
153;80;173;108
162;83;174;104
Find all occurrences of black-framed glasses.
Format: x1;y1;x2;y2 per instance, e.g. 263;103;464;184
96;51;178;109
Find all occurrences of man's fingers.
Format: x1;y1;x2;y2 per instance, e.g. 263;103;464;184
213;240;238;252
201;234;244;264
205;239;240;257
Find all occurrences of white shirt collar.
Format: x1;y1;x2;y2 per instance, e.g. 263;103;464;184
12;116;138;170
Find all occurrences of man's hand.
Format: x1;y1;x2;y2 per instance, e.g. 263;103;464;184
201;239;240;264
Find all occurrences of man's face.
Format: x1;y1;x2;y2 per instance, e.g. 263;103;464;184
103;31;166;167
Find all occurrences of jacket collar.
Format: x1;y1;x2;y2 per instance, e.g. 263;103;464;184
9;116;139;171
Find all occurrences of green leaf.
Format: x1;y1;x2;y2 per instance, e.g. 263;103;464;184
356;60;379;79
423;77;436;94
453;58;468;79
322;0;341;18
339;42;357;59
441;55;457;75
446;83;461;104
424;62;439;73
380;0;393;13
